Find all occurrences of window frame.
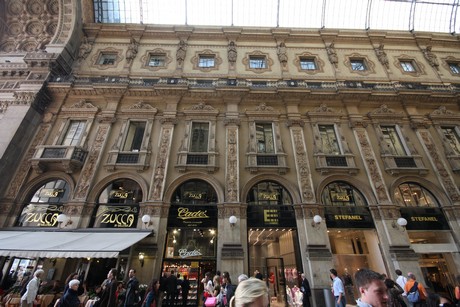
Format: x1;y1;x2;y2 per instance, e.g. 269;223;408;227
400;60;417;72
60;120;86;146
255;122;275;154
198;55;215;68
122;121;147;152
189;121;210;153
148;53;166;67
98;53;118;65
300;57;317;70
447;62;460;74
350;58;367;71
441;126;460;155
380;125;408;156
249;56;267;69
318;124;342;155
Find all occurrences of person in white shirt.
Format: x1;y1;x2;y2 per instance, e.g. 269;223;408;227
395;270;408;295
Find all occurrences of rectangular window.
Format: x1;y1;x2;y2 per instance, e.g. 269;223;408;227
256;123;275;153
98;53;117;65
381;126;406;156
350;59;366;71
198;55;215;68
122;122;146;151
400;60;416;72
61;120;85;146
300;58;317;70
441;127;460;155
249;56;267;69
448;62;460;74
190;122;209;152
148;54;165;67
318;125;340;154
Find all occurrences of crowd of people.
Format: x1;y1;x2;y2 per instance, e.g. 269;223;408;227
1;266;459;307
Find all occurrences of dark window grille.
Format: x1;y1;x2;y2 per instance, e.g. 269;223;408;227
394;157;417;168
186;154;208;165
116;153;139;164
71;148;87;162
42;148;66;158
257;155;278;165
326;156;348;167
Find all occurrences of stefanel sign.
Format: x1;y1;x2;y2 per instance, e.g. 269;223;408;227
400;207;449;230
324;206;374;228
168;205;217;228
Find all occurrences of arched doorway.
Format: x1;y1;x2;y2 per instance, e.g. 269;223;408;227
246;180;301;307
163;179;218;307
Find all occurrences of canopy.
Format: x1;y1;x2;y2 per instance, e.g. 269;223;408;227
0;230;151;258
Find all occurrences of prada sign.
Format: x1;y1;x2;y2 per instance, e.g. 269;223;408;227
325;206;374;228
168;205;217;228
400;207;449;230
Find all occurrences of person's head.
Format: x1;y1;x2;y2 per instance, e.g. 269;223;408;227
129;269;136;278
384;279;395;289
301;273;306;280
354;269;388;307
237;274;248;284
329;269;338;278
395;269;402;276
69;279;80;291
232;278;268;307
222;271;232;285
108;268;117;279
205;272;212;280
170;270;174;275
149;279;160;292
408;273;416;280
213;275;220;286
34;269;45;279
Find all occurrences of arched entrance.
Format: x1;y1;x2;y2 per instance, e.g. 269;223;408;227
246;180;301;307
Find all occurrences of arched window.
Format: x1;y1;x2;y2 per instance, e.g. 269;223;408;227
246;181;292;205
92;179;143;228
17;179;70;227
171;179;217;205
394;182;439;207
321;181;368;207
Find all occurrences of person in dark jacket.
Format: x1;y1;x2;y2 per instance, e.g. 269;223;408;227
142;280;160;307
300;273;312;307
60;279;81;307
99;268;118;307
124;269;139;307
180;275;190;307
220;272;235;307
165;271;177;307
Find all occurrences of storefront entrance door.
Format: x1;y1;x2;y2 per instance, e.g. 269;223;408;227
266;257;288;307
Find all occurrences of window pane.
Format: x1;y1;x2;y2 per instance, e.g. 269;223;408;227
300;58;316;70
123;122;146;151
249;57;266;69
148;55;165;66
256;123;274;153
198;56;215;68
321;181;367;207
99;54;117;65
381;126;406;156
351;59;366;70
394;183;438;207
448;63;460;74
400;61;415;72
441;127;460;155
190;122;209;152
319;125;340;154
61;120;85;146
246;181;293;205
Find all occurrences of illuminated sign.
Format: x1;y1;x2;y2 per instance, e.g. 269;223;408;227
177;207;209;220
39;189;65;198
332;192;350;202
19;205;63;227
334;215;363;221
95;205;138;228
410;216;438;222
168;205;217;228
110;190;132;199
264;209;279;225
400;207;449;230
325;207;374;228
258;192;278;201
184;192;204;200
178;248;203;258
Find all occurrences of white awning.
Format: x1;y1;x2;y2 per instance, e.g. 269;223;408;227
0;230;151;258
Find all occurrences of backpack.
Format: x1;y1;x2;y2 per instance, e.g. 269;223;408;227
407;282;420;303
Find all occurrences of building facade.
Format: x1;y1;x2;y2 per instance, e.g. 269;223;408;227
1;0;460;305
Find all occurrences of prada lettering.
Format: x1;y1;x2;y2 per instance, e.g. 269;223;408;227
179;248;202;258
411;216;438;222
177;207;209;220
334;215;363;220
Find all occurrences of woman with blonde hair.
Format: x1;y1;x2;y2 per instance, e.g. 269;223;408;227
229;278;268;307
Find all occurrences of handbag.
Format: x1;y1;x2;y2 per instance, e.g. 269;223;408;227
205;297;217;307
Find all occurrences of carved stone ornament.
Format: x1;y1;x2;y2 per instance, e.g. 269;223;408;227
428;106;460;125
307;103;342;121
183;102;219;116
367;104;404;121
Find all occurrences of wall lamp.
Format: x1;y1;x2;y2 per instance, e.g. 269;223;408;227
392;217;408;230
141;214;152;228
56;213;72;228
311;215;323;228
229;215;237;227
138;252;145;267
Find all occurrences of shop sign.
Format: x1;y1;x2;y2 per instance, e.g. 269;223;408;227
94;205;139;228
325;206;374;228
39;189;65;198
178;248;203;258
264;209;279;224
400;207;449;230
18;204;64;227
258;192;279;201
247;205;296;227
110;190;133;199
168;205;217;228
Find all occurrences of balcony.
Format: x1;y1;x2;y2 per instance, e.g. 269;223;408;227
314;153;359;175
246;153;288;174
106;150;150;172
382;155;428;175
176;152;218;173
31;146;87;173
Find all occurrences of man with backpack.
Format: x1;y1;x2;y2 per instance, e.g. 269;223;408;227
404;273;427;307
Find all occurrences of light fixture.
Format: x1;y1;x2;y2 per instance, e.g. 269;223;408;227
392;217;408;231
141;214;152;228
173;236;176;244
138;252;145;267
311;215;322;228
229;215;237;227
210;237;214;244
56;213;72;228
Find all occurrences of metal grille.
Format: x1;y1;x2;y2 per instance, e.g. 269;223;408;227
326;156;348;167
42;148;66;158
116;153;139;164
394;157;417;168
257;155;278;165
186;154;208;165
71;148;87;162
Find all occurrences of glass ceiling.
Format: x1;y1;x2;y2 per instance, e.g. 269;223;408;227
94;0;459;34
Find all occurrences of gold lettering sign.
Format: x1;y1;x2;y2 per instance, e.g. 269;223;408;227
264;209;279;224
177;207;209;220
333;193;350;202
96;206;138;227
39;189;65;198
111;190;131;199
410;216;438;222
334;215;363;220
258;192;278;201
184;192;203;200
24;212;59;227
